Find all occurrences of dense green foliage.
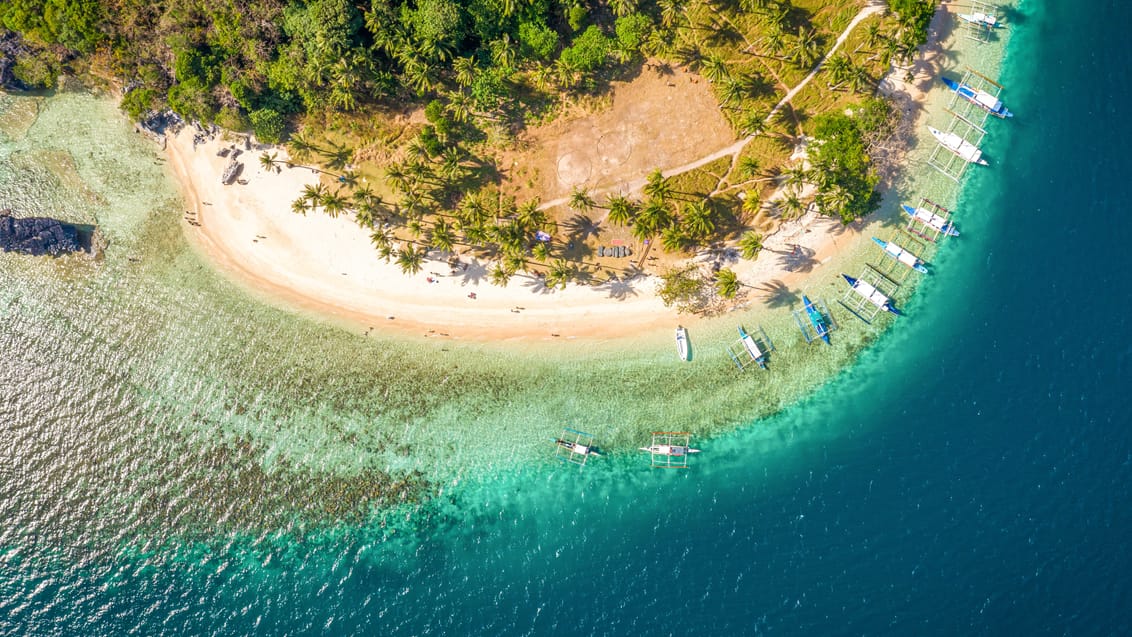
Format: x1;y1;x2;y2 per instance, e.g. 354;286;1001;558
806;97;893;224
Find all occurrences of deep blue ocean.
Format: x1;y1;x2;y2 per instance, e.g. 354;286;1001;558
3;0;1132;634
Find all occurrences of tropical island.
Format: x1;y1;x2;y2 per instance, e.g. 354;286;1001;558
1;0;938;337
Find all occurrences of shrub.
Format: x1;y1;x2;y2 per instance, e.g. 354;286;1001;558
250;108;287;143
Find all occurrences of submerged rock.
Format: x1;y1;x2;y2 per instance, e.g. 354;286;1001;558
0;209;83;256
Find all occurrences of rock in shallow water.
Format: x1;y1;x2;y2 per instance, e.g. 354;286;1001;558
0;209;83;256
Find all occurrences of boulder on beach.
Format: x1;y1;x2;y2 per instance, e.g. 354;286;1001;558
0;209;83;256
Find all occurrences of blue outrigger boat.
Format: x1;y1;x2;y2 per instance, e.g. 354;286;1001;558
738;325;769;369
872;237;929;274
803;295;831;345
841;274;901;316
902;204;959;238
941;77;1012;119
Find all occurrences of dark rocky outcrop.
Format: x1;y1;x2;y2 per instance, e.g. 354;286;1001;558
0;209;84;256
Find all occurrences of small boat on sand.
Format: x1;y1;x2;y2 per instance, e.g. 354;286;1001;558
901;204;960;237
872;237;929;274
941;77;1012;118
928;126;988;165
675;326;690;361
841;274;901;316
803;295;831;345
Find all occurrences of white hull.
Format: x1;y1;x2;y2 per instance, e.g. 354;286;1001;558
929;127;987;165
675;326;690;361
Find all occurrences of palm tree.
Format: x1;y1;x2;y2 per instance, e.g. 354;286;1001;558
760;4;789;32
739;110;767;137
396;244;425;275
259;152;278;173
490;34;517;70
609;0;639;18
715;268;740;299
384;164;408;193
490;263;514;287
660;225;686;253
516;200;546;231
790;27;822;69
761;25;788;58
719;78;747;107
659;0;685;28
606;194;637;227
302;183;327;208
544;259;574;290
370;228;393;250
701;54;730;84
290;197;310;216
430;219;456;253
634;199;671;242
739;231;764;260
860;22;883;52
824;53;852;88
741;190;763;218
321;190;349;218
446;91;472;123
643;169;672;202
818;184;852;217
847;65;872;94
681;200;715;240
453;56;476;88
782;165;810;191
532;241;552;263
569;186;596;212
778;192;805;219
738;156;760;180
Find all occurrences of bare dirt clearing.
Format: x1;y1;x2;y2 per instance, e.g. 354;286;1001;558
504;64;736;203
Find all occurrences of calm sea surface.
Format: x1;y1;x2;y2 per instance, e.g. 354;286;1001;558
2;0;1131;633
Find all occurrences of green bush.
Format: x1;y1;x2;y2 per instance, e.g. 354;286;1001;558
250;107;287;144
120;88;158;121
560;25;610;73
518;20;558;59
11;53;59;89
567;5;588;32
614;13;651;55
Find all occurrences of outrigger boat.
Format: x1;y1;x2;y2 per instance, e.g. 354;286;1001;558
675;325;690;361
738;325;769;369
803;295;831;345
958;11;1000;29
841;274;901;316
928;126;988;165
551;427;602;468
872;237;929;274
941;77;1012;118
901;204;960;237
640;432;700;468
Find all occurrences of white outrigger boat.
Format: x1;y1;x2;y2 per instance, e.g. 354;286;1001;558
901;204;960;238
958;11;1000;29
872;237;929;274
675;325;690;361
552;427;602;468
641;432;700;468
928;126;988;165
841;274;901;316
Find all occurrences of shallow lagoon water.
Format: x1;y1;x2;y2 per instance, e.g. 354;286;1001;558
4;0;1132;632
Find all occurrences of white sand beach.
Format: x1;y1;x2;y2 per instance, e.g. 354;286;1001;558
166;126;860;341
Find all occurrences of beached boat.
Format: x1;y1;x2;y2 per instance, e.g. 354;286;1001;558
738;325;768;369
872;237;929;274
958;12;1000;29
803;295;831;345
901;204;960;237
675;326;690;361
941;77;1012;118
841;274;901;316
928;126;988;165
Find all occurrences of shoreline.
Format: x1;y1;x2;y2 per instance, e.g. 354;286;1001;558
164;5;956;344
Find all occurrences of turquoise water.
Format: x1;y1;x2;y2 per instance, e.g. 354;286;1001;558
4;0;1132;633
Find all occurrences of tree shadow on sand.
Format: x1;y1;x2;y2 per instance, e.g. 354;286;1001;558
563;214;603;242
758;279;800;309
773;245;819;273
522;274;553;295
596;274;640;300
454;258;488;286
